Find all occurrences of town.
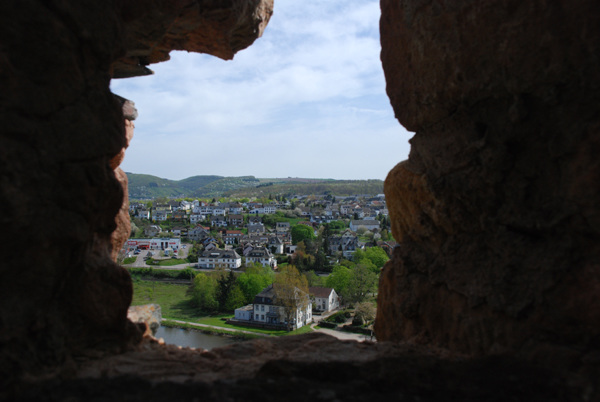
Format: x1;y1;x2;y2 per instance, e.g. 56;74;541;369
123;193;395;334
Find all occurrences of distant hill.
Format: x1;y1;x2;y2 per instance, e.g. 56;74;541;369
126;173;383;199
225;180;384;198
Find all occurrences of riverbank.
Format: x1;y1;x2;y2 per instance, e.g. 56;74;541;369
161;319;266;340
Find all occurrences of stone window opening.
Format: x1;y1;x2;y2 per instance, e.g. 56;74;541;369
1;0;598;399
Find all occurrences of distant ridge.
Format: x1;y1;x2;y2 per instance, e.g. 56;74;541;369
126;173;383;200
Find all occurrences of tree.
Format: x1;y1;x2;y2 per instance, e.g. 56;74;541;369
313;250;328;272
216;270;237;312
291;224;316;245
346;264;378;305
236;264;274;304
190;273;218;311
325;265;352;303
353;301;376;326
225;284;246;311
364;247;389;269
304;270;326;287
273;265;310;331
291;241;314;271
328;220;346;233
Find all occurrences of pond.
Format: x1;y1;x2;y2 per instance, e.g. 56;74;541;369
155;326;241;350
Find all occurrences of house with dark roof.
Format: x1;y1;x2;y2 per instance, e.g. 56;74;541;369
197;249;241;269
309;287;339;312
248;223;265;234
349;220;380;232
328;229;363;258
210;215;228;228
268;236;284;254
223;230;243;245
249;284;312;329
246;247;277;269
275;221;290;233
228;214;244;227
188;225;210;241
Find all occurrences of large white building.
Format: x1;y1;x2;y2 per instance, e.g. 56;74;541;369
349;220;380;232
126;238;181;251
248;284;312;329
197;249;241;269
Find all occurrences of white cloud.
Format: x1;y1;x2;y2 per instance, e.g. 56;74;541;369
111;0;412;181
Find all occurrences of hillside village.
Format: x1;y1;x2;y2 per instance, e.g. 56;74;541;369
125;193;394;331
126;193;396;268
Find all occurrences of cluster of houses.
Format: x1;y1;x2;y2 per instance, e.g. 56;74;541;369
126;195;398;273
233;285;340;330
130;195;388;226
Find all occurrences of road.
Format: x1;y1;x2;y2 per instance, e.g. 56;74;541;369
310;312;375;342
164;319;373;342
129;249;195;269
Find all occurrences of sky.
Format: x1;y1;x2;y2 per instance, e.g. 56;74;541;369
110;0;413;181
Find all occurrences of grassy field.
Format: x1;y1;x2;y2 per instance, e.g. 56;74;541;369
131;279;313;336
155;258;189;266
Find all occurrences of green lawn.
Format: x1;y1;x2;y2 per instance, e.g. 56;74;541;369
156;258;189;266
132;280;313;337
123;257;137;265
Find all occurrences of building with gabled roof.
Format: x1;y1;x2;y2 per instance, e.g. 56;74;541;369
246;247;277;269
197;249;241;269
251;284;312;329
309;287;339;312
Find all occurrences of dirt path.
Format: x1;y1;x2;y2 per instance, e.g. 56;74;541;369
310;311;375;342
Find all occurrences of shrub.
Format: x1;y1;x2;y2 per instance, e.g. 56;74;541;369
324;310;351;324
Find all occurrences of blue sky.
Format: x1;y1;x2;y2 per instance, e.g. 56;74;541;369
111;0;412;181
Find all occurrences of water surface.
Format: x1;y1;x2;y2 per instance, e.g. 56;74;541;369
155;326;240;350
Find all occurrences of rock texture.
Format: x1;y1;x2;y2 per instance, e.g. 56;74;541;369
110;97;136;261
127;304;162;336
0;0;273;394
114;0;274;78
1;0;599;400
377;0;600;374
14;334;578;401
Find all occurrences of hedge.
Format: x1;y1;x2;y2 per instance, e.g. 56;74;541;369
127;267;196;280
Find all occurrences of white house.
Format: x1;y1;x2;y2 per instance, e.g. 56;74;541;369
263;205;277;214
210;215;228;228
229;203;244;214
212;207;226;216
197;249;241;269
268;236;284;255
251;284;312;329
234;304;254;321
189;213;205;224
276;222;290;233
152;210;169;222
246;247;277;269
349;220;380;232
309;287;339;312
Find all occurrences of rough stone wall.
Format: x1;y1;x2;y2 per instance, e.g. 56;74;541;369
1;0;599;399
0;1;137;387
376;0;600;368
0;0;272;391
